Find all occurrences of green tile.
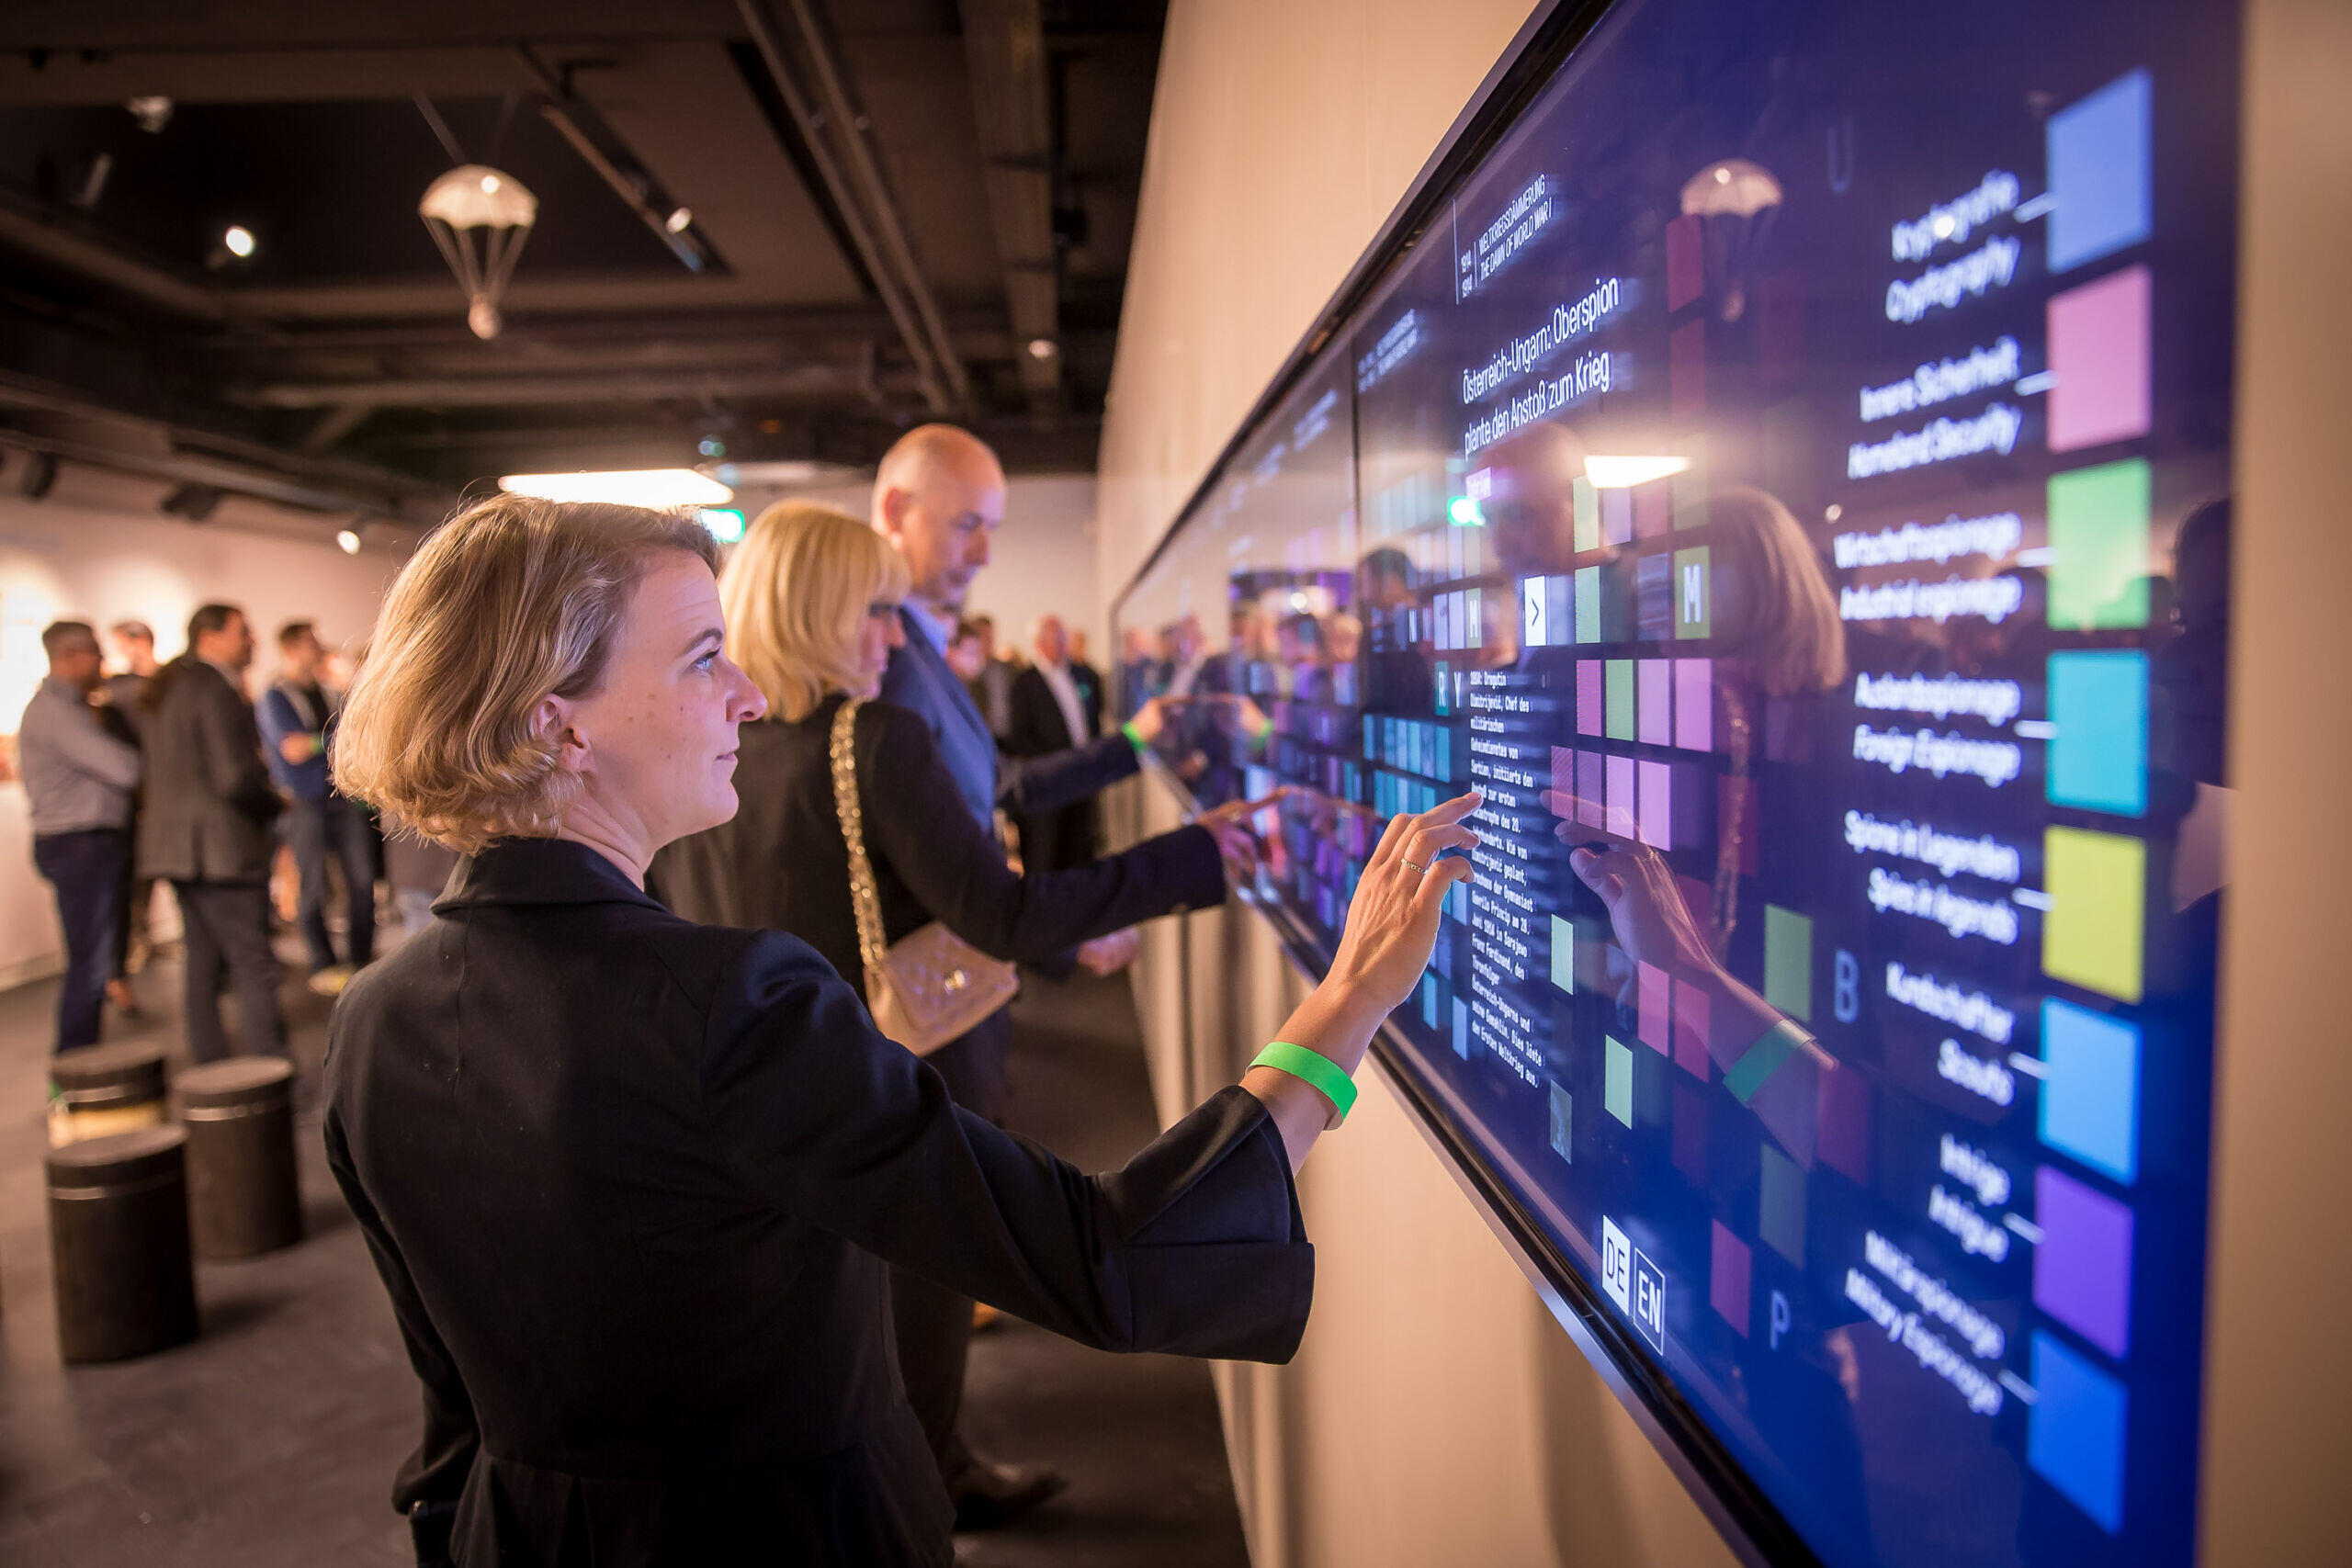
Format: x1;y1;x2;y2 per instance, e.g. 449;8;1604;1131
1606;660;1635;740
1573;475;1600;553
1673;545;1712;639
1548;1081;1574;1163
1575;566;1601;644
1760;1145;1806;1264
1550;914;1575;994
1605;1037;1634;1126
1763;904;1812;1021
2049;458;2151;630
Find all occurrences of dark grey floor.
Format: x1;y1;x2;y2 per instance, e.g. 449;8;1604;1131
0;919;1250;1568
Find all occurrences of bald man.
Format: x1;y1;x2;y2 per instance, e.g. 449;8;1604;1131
868;423;1188;1526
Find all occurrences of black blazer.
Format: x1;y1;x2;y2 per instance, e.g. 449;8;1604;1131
1005;664;1080;758
324;837;1309;1568
1070;658;1106;739
648;694;1224;996
136;657;281;882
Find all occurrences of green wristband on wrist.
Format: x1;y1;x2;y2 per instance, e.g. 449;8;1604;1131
1252;1041;1358;1128
1724;1018;1810;1105
1121;718;1148;753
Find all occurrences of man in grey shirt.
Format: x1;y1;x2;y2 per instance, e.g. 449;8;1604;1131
19;620;141;1052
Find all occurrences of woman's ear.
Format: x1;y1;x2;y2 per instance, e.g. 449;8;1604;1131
536;694;591;777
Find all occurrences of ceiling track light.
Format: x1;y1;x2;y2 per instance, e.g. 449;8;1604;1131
335;522;367;555
160;482;224;523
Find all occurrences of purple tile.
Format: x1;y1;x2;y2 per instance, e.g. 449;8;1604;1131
1607;755;1636;838
1638;962;1669;1053
1577;750;1606;829
2033;1165;2134;1359
1675;659;1713;750
1673;978;1712;1078
1639;760;1670;849
1577;660;1604;737
1711;1220;1749;1336
1639;659;1671;744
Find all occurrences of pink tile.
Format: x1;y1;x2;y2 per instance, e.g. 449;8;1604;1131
1639;760;1670;849
2048;265;2152;454
1577;751;1606;829
1577;660;1603;737
1601;485;1634;546
1607;755;1636;838
1634;479;1673;540
1675;659;1713;750
1817;1062;1871;1183
1638;659;1671;744
1673;978;1713;1078
1711;1221;1751;1337
1638;962;1670;1053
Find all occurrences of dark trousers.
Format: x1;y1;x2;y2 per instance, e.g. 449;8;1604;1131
172;880;284;1062
286;795;375;971
890;1009;1012;1482
32;829;128;1053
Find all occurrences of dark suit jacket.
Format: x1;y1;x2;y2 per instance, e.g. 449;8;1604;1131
1070;659;1106;739
1003;668;1097;872
325;836;1309;1568
137;658;281;883
650;694;1221;988
877;609;1140;834
1006;665;1081;758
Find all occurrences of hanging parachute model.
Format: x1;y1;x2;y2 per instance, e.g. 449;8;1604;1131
419;164;537;340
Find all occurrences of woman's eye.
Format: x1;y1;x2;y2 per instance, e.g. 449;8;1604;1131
694;652;718;672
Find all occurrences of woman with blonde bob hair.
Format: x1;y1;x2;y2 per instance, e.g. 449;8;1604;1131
652;502;1302;1519
322;491;1476;1568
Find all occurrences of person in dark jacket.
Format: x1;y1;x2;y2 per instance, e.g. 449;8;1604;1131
139;603;286;1062
650;505;1270;1528
1067;626;1107;739
257;618;375;987
325;493;1476;1568
1002;613;1102;873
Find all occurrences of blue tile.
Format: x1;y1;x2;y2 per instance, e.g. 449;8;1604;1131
2029;1331;2127;1533
2041;998;2141;1183
2048;69;2153;273
2048;650;2148;815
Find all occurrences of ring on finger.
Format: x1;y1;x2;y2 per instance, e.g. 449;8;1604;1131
1400;857;1426;874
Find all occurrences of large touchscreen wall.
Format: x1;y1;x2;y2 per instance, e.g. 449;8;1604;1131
1114;0;2236;1563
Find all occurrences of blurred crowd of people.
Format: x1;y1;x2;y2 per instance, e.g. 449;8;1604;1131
15;607;458;1066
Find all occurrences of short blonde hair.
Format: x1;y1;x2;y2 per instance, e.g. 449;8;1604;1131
1707;486;1849;697
722;501;910;721
334;494;717;852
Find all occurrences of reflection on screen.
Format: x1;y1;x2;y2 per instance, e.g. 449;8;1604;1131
1114;1;2235;1563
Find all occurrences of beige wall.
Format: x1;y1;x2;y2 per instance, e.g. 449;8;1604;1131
2199;0;2352;1561
1099;2;1744;1564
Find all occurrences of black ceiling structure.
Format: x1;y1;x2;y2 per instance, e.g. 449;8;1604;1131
0;0;1167;525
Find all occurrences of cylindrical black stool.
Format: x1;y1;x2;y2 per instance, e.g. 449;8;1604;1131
47;1126;199;1363
48;1043;169;1148
177;1057;303;1259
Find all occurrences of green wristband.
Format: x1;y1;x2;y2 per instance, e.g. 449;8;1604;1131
1121;718;1148;753
1724;1018;1809;1105
1252;1041;1358;1128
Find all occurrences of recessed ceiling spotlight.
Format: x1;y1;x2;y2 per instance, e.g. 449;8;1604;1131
127;96;174;134
1026;337;1057;360
222;224;256;258
335;526;364;555
665;207;693;233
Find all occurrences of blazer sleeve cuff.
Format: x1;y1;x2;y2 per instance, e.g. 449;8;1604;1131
1098;1086;1314;1363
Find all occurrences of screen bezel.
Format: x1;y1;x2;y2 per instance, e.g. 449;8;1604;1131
1107;2;1836;1560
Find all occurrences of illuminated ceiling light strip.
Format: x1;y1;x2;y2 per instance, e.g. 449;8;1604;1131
498;468;735;507
1583;455;1693;490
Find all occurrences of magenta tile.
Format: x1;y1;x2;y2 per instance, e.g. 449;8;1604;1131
2048;265;2152;454
1817;1062;1872;1183
1639;659;1671;744
1638;961;1669;1053
1673;978;1712;1078
1634;479;1673;540
1671;319;1707;417
1607;754;1635;838
1667;213;1704;310
1639;760;1670;849
1675;659;1713;750
1577;660;1604;737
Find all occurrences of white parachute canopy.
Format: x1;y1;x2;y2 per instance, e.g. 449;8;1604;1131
419;164;537;340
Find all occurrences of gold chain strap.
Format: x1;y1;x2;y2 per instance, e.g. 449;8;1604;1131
828;698;892;976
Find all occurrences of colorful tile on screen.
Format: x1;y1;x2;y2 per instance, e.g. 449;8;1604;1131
1672;456;1709;533
1764;904;1813;1021
1548;1081;1574;1163
1577;750;1606;829
1638;760;1671;849
1673;545;1713;638
2043;827;2146;1002
1634;478;1673;539
1607;755;1636;839
1577;660;1604;736
1816;1061;1872;1183
1638;962;1669;1053
2030;1333;2126;1532
2049;458;2151;630
1453;997;1471;1062
1605;1036;1634;1126
1636;553;1673;641
1601;486;1634;547
2047;67;2153;275
1576;566;1602;642
2048;265;2152;453
1666;212;1704;309
1573;474;1600;553
2033;1165;2134;1359
1639;660;1672;744
2048;650;2148;816
1671;319;1707;416
2040;998;2140;1184
1673;978;1712;1079
1606;659;1635;740
1675;659;1713;750
1551;914;1576;995
1711;1221;1750;1337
